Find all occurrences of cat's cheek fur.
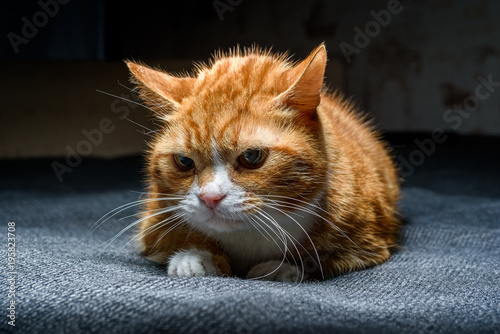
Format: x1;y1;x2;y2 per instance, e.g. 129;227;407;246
149;156;194;194
167;248;220;277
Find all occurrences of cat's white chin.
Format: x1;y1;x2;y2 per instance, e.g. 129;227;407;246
188;213;249;233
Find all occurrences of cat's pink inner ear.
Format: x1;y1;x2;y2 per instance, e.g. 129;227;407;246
126;61;195;108
273;44;327;113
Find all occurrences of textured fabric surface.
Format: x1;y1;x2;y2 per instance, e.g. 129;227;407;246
1;144;499;334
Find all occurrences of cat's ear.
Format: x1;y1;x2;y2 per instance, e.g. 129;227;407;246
273;44;327;114
126;61;195;111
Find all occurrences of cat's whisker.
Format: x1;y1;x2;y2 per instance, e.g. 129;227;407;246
130;205;183;228
145;129;161;136
95;196;181;223
240;210;298;272
96;89;164;118
144;223;185;256
265;203;323;275
264;194;340;217
269;226;304;283
135;212;184;239
253;208;305;282
99;220;144;252
239;212;272;243
118;205;180;221
116;81;140;94
253;211;290;280
260;202;322;280
99;205;183;252
267;199;354;250
116;81;170;116
263;197;370;255
87;199;162;238
98;208;181;250
253;209;288;254
124;116;155;133
123;212;186;251
259;206;311;280
136;129;155;138
148;215;191;254
247;219;272;243
87;196;183;238
261;206;313;252
246;211;287;250
273;200;378;258
254;210;288;250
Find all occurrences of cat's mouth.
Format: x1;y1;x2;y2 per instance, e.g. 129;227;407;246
198;209;247;232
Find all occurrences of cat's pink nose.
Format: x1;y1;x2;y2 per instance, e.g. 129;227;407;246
200;193;226;209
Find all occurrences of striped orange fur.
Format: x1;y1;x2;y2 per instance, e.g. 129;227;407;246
127;44;400;281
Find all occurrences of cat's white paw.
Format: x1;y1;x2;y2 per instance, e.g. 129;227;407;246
167;249;218;277
247;261;305;282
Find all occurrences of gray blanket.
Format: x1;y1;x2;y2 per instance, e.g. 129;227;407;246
1;143;499;333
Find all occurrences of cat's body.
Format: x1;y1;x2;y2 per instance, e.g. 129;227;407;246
127;44;400;281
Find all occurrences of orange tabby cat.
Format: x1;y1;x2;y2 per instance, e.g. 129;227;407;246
126;44;400;281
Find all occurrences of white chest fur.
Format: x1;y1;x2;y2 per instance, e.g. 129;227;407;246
207;209;317;275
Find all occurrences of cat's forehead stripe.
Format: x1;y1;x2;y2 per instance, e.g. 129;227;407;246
211;140;222;164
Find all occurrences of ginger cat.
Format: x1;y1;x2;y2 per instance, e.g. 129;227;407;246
126;44;400;282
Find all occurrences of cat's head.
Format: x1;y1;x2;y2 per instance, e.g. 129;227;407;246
128;45;329;233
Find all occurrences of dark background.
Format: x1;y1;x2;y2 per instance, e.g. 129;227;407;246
1;0;499;162
0;0;346;61
1;3;499;333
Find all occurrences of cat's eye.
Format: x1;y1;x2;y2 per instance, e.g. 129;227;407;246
238;148;268;169
173;154;195;171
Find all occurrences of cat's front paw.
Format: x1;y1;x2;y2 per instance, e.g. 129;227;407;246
247;261;305;282
167;249;219;277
